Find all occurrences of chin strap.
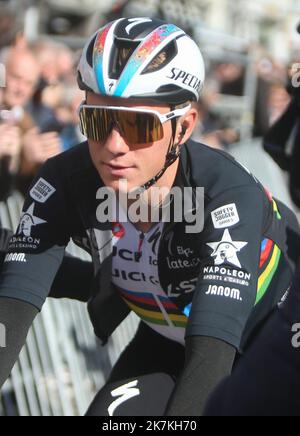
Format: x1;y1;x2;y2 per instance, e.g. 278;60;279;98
132;140;181;196
131;110;182;196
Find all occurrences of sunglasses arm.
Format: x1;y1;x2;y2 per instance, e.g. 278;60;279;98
159;104;191;124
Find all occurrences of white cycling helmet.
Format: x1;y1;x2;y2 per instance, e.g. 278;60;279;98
78;17;205;105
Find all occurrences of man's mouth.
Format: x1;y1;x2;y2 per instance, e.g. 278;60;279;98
107;163;133;170
102;162;136;176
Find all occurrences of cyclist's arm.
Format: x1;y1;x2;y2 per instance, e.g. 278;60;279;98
0;298;38;388
49;254;94;302
165;336;235;416
0;228;38;389
0;157;72;308
0;244;94;303
205;264;300;416
169;185;267;415
0;245;93;390
0;158;73;387
186;185;265;349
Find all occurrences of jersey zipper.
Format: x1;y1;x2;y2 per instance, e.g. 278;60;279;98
134;231;145;262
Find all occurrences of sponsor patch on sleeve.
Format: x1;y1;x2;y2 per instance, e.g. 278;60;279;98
30;178;56;203
211;203;240;229
206;229;247;269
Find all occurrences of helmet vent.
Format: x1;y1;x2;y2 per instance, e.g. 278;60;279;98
142;40;177;75
87;34;97;67
109;39;139;79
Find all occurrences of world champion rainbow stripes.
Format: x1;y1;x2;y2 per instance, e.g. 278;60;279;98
256;239;281;305
256;194;282;305
117;287;188;328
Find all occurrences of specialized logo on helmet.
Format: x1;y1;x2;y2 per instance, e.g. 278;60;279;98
167;68;202;93
125;18;153;35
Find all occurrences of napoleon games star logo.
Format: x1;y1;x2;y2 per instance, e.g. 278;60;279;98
18;203;47;237
206;229;248;268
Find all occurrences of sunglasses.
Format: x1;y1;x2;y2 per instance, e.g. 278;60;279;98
78;103;191;145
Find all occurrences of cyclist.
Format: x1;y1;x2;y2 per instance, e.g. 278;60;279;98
0;17;299;416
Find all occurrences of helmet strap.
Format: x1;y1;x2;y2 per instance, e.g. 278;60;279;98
132;115;181;196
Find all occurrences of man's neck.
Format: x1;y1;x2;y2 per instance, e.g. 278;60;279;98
127;159;180;233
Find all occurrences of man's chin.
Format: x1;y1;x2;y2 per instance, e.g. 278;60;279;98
100;177;136;194
98;169;149;195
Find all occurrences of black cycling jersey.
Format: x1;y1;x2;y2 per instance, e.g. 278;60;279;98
0;140;298;352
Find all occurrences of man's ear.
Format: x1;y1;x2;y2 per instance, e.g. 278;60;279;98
177;107;199;144
181;125;188;137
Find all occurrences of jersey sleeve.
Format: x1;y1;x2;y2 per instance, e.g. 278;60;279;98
186;185;266;350
0;158;72;309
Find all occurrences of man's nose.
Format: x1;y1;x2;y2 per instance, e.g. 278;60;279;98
103;125;130;155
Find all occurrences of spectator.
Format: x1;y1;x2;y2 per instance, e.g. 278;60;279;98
0;121;22;200
192;98;240;150
51;82;85;150
215;63;245;97
0;1;23;50
32;39;75;85
0;46;62;195
267;83;291;127
253;56;290;137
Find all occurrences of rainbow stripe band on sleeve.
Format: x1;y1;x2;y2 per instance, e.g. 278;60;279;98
264;188;282;220
256;238;281;305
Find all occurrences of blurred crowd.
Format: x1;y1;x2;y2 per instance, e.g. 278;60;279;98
0;18;294;202
192;53;291;149
0;35;85;201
